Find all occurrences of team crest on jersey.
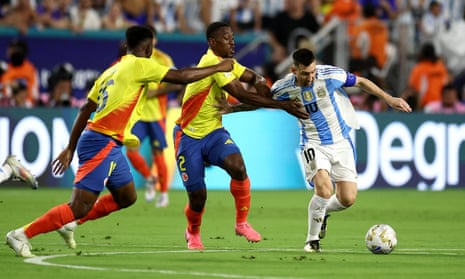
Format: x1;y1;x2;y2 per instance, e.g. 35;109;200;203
303;90;313;101
182;172;189;182
224;72;232;78
316;87;326;98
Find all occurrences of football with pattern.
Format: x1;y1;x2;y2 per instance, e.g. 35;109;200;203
365;224;397;254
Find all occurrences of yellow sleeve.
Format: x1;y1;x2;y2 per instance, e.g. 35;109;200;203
213;60;246;87
134;58;170;84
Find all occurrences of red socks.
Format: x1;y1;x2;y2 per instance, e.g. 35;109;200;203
24;203;75;238
153;153;168;193
230;177;251;224
77;193;120;225
126;149;151;178
185;204;203;233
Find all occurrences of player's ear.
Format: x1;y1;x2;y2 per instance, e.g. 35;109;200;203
291;64;297;74
208;37;216;48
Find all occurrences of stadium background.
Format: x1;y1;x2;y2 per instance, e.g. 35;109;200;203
0;28;464;191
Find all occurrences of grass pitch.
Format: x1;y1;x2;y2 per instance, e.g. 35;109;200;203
0;186;464;279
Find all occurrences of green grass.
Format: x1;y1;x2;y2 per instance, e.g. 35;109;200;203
1;187;464;279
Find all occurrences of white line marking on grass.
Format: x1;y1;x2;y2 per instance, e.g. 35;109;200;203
23;247;464;279
24;250;311;279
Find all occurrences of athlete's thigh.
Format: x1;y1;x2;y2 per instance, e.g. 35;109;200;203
106;148;133;190
301;141;331;187
74;131;129;194
204;128;241;168
176;133;205;191
147;120;168;150
331;139;357;183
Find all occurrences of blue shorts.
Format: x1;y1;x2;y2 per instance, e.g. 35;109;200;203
131;120;167;150
74;130;133;194
174;127;240;192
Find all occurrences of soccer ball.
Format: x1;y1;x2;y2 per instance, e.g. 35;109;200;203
365;224;397;254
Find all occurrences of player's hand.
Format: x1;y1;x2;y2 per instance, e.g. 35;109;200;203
213;95;234;115
386;96;412;113
216;58;234;72
282;99;309;119
51;148;73;175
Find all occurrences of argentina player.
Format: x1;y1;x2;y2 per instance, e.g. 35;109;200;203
271;48;411;253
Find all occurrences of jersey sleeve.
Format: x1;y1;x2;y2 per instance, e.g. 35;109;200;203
270;74;293;101
213;60;245;88
87;78;100;103
134;59;170;85
317;65;356;87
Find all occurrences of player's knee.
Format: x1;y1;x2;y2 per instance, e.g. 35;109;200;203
117;194;137;209
339;195;356;208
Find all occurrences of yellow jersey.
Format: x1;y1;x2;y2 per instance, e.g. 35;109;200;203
87;54;170;147
141;48;175;122
178;49;246;139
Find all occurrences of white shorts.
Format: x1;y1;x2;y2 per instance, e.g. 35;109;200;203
300;138;358;186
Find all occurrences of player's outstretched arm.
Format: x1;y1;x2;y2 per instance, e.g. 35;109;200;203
162;58;234;84
223;79;309;119
355;76;412;113
240;68;271;97
52;99;97;175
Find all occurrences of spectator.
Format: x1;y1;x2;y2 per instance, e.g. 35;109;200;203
349;4;388;80
351;91;384;112
91;0;107;15
9;78;28;107
437;7;465;75
419;0;449;45
1;39;39;107
41;62;75;107
0;60;7;106
153;0;190;33
69;0;101;33
119;0;154;26
424;83;465;113
264;0;320;81
402;42;450;110
260;0;285;30
101;0;133;30
358;0;400;21
180;0;205;33
0;0;37;34
323;0;361;36
453;68;465;101
36;0;71;30
199;0;236;28
229;0;262;33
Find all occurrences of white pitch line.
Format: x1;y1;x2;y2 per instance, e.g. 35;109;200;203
24;250;313;279
24;248;465;279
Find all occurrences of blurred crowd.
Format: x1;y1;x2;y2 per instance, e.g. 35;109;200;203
0;0;464;113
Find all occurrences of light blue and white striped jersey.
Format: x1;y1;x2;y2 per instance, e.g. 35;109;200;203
271;65;359;146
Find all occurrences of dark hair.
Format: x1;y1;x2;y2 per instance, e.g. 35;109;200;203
292;48;315;66
206;21;230;40
363;4;376;18
48;62;74;91
8;39;29;56
144;24;157;37
418;43;438;62
125;25;153;50
442;83;456;94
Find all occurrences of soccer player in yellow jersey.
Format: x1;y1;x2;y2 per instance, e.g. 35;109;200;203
174;21;309;250
5;25;234;257
126;26;182;207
